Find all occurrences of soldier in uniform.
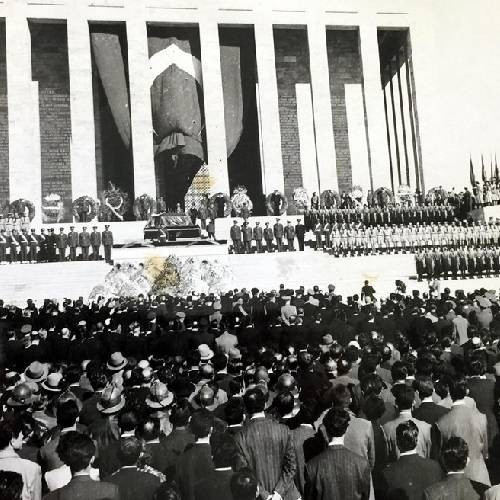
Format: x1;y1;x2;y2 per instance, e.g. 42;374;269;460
102;225;114;263
253;221;263;253
19;228;29;263
264;222;274;253
8;229;19;263
441;247;451;279
415;249;425;281
68;226;79;261
90;226;102;261
284;221;295;251
273;218;284;252
230;220;242;254
459;247;468;278
79;226;91;260
57;227;68;262
38;228;47;262
450;248;459;280
314;221;323;251
467;247;476;277
27;229;38;263
46;228;57;262
242;222;253;254
0;229;6;263
323;221;331;250
295;219;306;251
424;248;434;280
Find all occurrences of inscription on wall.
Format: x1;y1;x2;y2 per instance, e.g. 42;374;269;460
0;21;9;209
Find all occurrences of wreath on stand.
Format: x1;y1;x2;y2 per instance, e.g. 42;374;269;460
72;196;98;223
209;193;232;218
231;186;253;217
41;193;64;223
265;191;288;215
9;198;36;221
320;190;340;209
373;187;394;207
100;183;130;222
133;194;156;221
351;185;364;203
292;187;309;212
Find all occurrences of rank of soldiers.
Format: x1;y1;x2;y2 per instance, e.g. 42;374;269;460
0;225;114;264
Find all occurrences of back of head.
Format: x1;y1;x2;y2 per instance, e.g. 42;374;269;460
273;391;295;418
224;397;245;426
59;432;96;473
189;409;213;439
415;375;434;399
442;437;468;472
169;399;191;428
0;471;22;500
243;388;266;415
230;469;258;500
449;377;468;401
118;436;142;466
211;433;237;469
392;384;415;411
56;400;79;429
322;407;350;441
391;361;408;382
396;420;419;453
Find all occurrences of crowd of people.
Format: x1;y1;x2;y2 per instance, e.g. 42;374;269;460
0;226;114;264
0;280;499;499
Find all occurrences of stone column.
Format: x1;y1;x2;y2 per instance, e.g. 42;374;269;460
199;11;230;195
6;0;42;222
307;20;338;192
359;23;391;191
126;2;156;198
67;0;97;200
254;11;285;194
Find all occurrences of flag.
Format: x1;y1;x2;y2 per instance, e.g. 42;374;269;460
482;154;487;182
470;156;476;186
491;155;494;181
496;154;499;181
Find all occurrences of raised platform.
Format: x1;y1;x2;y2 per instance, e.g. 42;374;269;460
1;245;499;307
469;205;500;222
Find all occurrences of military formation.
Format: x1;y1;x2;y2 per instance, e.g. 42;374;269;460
415;246;500;280
314;220;500;256
229;218;306;253
0;225;114;264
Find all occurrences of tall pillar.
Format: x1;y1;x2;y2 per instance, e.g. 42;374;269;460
199;11;230;195
307;20;338;192
126;2;156;198
6;0;42;222
359;23;391;191
67;0;97;200
254;11;285;194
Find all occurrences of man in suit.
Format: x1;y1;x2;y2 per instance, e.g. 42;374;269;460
412;375;449;425
67;226;79;261
383;384;432;461
435;376;490;485
230;470;259;500
253;221;263;253
90;226;102;261
295;219;306;251
230;220;242;254
264;222;274;253
424;436;489;500
274;218;284;252
57;227;68;262
234;388;298;500
43;432;119;500
105;437;163;500
380;420;444;500
102;225;114;263
284;221;295;251
305;407;371;500
79;227;91;260
175;409;214;500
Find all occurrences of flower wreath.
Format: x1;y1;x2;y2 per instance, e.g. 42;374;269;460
265;191;288;215
9;198;36;221
100;183;130;222
72;196;98;222
231;185;253;216
351;185;364;200
320;190;340;209
209;193;232;218
41;193;64;223
133;194;156;221
373;187;394;206
292;187;309;211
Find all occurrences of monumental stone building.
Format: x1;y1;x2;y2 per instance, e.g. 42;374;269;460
0;0;498;221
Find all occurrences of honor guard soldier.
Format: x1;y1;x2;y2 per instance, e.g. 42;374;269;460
9;229;19;263
102;225;114;263
284;221;295;251
90;226;102;260
242;222;253;254
79;226;91;260
458;247;468;278
57;227;68;262
68;226;79;261
273;218;284;252
323;221;331;250
28;229;39;263
264;222;274;252
450;248;459;280
19;229;29;263
230;220;242;254
38;229;47;262
253;222;263;253
415;250;425;281
46;228;57;262
0;229;6;263
295;219;306;252
314;221;323;250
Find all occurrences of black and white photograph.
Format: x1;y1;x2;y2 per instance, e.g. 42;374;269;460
0;0;498;499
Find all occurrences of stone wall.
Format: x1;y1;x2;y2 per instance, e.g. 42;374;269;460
0;21;8;209
326;29;363;194
273;28;310;202
30;22;72;221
